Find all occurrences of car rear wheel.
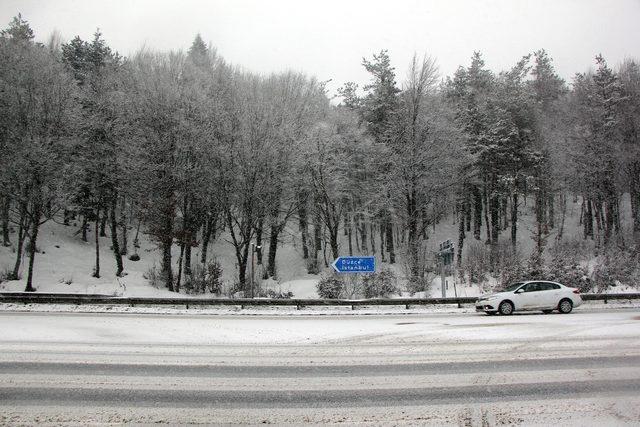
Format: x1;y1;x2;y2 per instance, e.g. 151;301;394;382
499;301;514;315
558;299;573;314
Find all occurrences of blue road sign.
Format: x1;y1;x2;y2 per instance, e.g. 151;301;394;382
332;256;376;273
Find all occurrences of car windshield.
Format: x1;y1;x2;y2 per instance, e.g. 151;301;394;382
502;282;525;292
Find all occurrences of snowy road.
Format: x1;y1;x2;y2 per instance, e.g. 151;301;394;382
1;309;639;425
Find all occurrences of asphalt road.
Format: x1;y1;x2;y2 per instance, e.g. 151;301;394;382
1;309;639;425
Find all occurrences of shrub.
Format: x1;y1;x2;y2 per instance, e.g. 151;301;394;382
306;258;320;275
316;274;344;299
462;240;490;284
183;259;223;295
492;242;525;287
0;267;12;283
143;263;161;289
591;247;638;292
550;237;593;263
58;276;73;285
405;274;435;296
362;268;398;298
264;289;294;299
547;256;592;292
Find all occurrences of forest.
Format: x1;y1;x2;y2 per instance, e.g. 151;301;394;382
1;14;639;296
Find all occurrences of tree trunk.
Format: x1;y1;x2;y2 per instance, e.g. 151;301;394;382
557;193;567;241
184;240;192;277
93;214;100;278
465;197;471;233
370;223;376;256
548;192;555;229
360;214;368;254
119;196;128;255
473;186;482;240
483;187;491;244
584;196;593;239
267;224;279;278
457;201;465;267
329;224;339;260
176;240;185;293
630;162;640;239
2;196;10;247
490;193;500;246
200;213;216;264
511;193;518;247
407;190;419;277
385;215;395;264
11;203;29;280
81;214;88;242
240;243;250;294
379;220;386;262
255;215;264;265
346;212;353;256
604;197;615;246
594;199;604;246
109;197;123;277
161;215;174;292
181;196;192;277
24;201;42;292
313;203;322;254
99;208;107;237
297;193;309;259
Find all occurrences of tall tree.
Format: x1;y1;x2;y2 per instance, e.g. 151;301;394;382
0;16;76;290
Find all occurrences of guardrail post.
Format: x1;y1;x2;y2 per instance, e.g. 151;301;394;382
351;304;355;311
405;304;410;310
186;303;189;310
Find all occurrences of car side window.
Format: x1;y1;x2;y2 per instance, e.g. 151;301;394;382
523;283;540;292
538;283;553;291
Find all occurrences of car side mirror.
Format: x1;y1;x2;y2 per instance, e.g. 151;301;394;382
515;289;524;294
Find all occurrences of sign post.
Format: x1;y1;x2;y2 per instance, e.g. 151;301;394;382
438;240;454;298
332;256;376;274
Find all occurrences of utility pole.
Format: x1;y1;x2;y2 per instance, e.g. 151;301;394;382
441;257;446;298
438;239;454;299
250;243;255;298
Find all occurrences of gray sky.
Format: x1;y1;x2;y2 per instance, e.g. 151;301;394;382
2;0;640;98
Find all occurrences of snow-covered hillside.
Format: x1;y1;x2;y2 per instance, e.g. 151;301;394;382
0;194;636;298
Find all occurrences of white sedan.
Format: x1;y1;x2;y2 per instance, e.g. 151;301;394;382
475;281;582;315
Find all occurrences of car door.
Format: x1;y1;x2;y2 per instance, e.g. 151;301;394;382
535;282;557;308
542;282;563;308
514;282;540;309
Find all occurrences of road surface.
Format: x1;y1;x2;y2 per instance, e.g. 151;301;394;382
0;308;639;425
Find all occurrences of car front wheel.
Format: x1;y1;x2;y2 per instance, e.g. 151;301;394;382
499;301;514;315
558;299;573;314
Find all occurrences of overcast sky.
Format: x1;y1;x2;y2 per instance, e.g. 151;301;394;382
2;0;639;98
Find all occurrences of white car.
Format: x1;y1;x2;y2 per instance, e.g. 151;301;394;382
475;281;582;315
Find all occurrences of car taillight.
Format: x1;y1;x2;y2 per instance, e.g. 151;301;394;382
572;288;580;294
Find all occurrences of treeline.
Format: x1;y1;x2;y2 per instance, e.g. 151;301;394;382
1;15;639;293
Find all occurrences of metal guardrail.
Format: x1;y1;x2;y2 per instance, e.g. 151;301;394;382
1;292;639;310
